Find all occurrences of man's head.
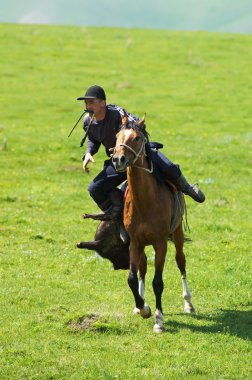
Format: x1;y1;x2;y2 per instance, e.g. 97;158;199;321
77;85;106;119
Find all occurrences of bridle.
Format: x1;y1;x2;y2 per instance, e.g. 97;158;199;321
114;126;153;173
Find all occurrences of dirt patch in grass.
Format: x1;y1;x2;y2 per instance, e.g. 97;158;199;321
68;313;100;331
67;313;123;334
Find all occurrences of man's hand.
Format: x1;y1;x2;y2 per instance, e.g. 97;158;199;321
83;153;95;173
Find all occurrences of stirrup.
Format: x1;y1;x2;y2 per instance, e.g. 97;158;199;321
119;224;129;244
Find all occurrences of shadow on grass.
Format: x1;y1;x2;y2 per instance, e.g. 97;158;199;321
165;309;252;340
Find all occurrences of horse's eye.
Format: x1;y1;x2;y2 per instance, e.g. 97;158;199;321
134;136;140;142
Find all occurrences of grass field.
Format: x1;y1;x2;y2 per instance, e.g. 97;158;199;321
0;23;251;379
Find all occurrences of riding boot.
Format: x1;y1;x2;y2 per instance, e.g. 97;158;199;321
83;198;113;221
97;189;124;220
110;188;124;216
173;174;205;203
110;190;129;243
110;189;129;243
98;199;112;212
98;190;129;243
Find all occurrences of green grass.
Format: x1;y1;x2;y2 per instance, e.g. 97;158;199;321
0;23;251;379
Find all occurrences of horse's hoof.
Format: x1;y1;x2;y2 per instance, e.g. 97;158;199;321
76;242;87;249
184;303;195;314
140;305;152;319
153;323;166;333
81;214;88;219
133;307;140;315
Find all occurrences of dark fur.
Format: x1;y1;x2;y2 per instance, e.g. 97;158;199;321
77;221;130;270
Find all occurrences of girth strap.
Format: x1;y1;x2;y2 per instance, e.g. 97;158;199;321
170;191;186;233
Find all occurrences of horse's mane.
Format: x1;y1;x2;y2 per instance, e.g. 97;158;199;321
119;121;150;141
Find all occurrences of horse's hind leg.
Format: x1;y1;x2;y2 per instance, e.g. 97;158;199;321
152;241;167;333
173;224;195;313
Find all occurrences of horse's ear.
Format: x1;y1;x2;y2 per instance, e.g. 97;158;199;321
137;113;146;129
121;111;128;126
121;115;127;126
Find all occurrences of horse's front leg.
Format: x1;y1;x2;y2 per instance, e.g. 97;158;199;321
133;251;150;316
152;241;167;333
128;242;151;319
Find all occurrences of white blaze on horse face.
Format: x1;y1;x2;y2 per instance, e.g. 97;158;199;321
122;129;139;151
115;129;131;149
123;128;133;141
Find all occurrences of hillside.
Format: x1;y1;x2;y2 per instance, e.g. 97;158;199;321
1;0;252;33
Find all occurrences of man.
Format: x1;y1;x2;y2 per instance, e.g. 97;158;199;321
77;85;205;219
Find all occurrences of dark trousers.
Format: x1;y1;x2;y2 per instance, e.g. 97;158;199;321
88;150;181;206
88;159;127;205
150;148;181;180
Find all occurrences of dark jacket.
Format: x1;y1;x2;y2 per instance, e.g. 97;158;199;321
83;105;140;157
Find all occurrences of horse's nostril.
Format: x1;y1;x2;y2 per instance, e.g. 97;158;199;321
120;156;126;164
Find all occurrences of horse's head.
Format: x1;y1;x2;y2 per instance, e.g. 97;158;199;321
112;113;147;172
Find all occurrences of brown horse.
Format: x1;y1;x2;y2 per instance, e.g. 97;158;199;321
112;114;195;332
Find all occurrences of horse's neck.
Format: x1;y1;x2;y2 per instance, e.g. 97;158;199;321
127;164;155;209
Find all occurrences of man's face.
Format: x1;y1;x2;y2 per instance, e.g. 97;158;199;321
85;98;106;118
